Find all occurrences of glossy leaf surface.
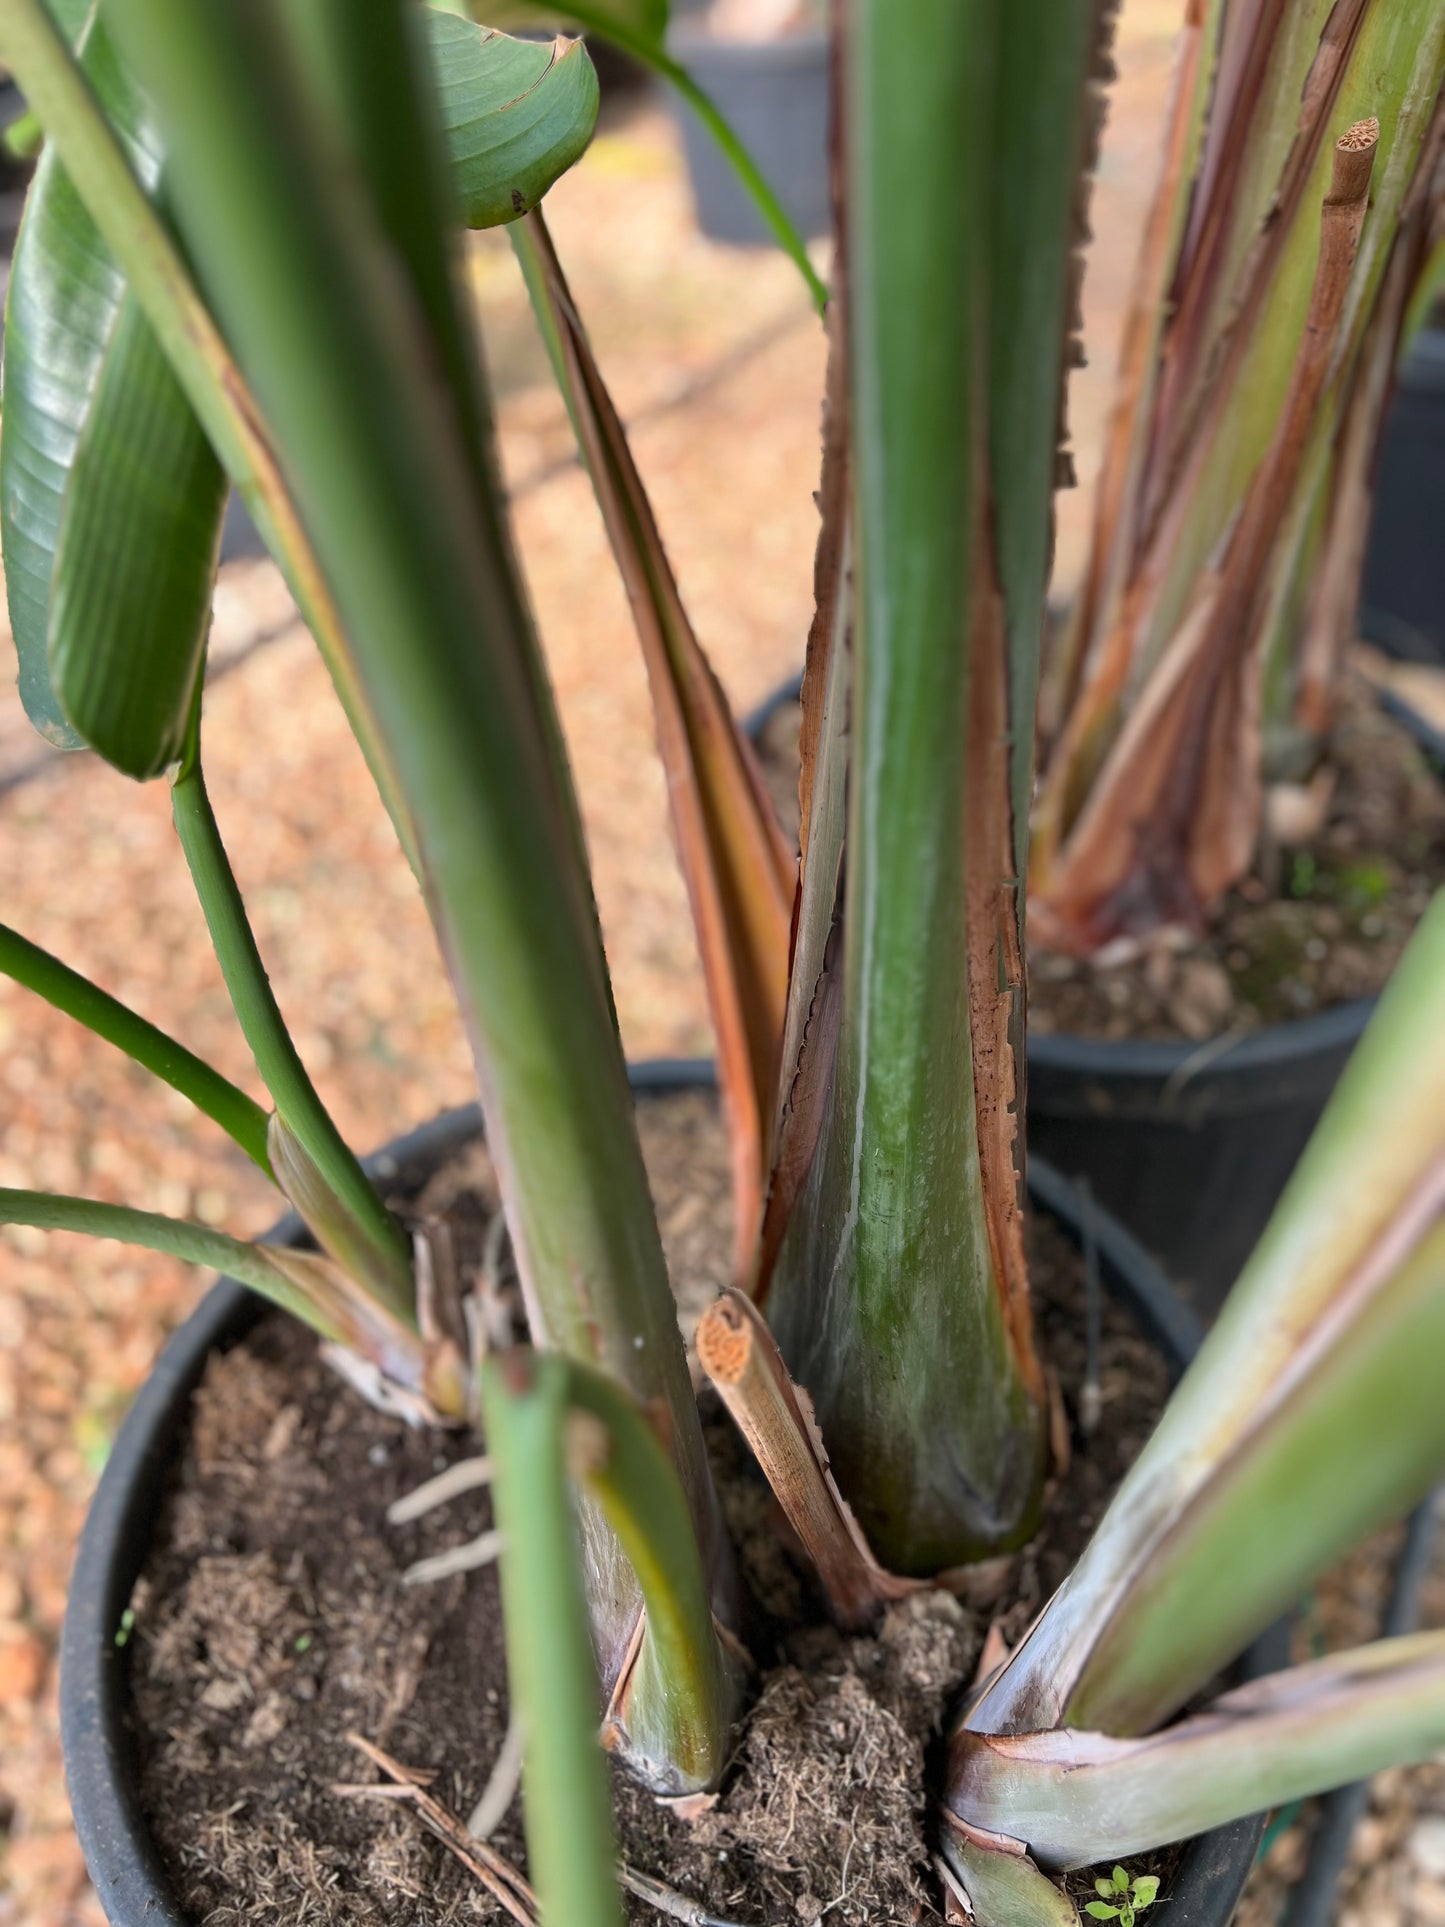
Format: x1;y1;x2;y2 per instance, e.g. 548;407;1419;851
1;1;223;775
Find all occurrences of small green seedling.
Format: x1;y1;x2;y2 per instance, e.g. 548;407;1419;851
113;1606;135;1649
1085;1866;1160;1925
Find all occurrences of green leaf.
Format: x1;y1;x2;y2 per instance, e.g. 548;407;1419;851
48;291;225;775
1094;1879;1116;1898
0;0;427;866
0;1;224;777
1132;1875;1160;1907
426;12;600;229
1112;1869;1130;1894
968;893;1445;1740
100;0;720;1772
1085;1907;1120;1922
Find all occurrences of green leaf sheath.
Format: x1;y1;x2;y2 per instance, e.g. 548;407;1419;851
966;892;1445;1743
953;1624;1445;1870
170;743;415;1321
988;0;1108;888
427;13;600;229
0;921;272;1171
0;1;224;776
481;1353;628;1927
103;0;715;1706
560;1357;736;1790
768;0;1099;1573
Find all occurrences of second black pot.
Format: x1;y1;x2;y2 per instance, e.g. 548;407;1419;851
667;27;831;247
1026;1005;1370;1318
61;1061;1280;1927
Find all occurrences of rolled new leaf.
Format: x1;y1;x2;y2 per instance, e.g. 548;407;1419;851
0;0;224;776
484;0;828;311
426;13;599;228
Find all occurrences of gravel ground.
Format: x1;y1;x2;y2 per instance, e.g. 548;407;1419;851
1;14;1441;1924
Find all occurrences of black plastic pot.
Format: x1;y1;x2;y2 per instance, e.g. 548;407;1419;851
63;1060;1281;1927
1361;327;1445;668
668;26;830;247
1026;1004;1372;1320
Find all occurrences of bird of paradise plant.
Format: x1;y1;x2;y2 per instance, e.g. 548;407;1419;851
0;2;1442;1925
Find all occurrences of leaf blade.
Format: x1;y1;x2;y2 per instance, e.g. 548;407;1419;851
1;2;225;777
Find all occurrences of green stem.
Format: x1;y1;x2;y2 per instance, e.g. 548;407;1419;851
169;730;414;1321
102;0;718;1742
482;1351;627;1927
0;1186;442;1397
558;7;827;315
0;922;273;1171
0;1188;349;1339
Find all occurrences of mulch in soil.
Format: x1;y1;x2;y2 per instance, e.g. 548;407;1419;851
128;1090;1176;1927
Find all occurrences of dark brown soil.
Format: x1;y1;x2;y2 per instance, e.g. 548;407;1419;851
129;1092;1175;1927
753;669;1445;1041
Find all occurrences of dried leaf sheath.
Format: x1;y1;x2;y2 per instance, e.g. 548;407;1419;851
1035;120;1382;947
697;1286;919;1627
513;211;795;1275
963;547;1041;1404
1035;0;1445;951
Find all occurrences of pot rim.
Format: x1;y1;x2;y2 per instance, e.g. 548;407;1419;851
60;1058;1280;1927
